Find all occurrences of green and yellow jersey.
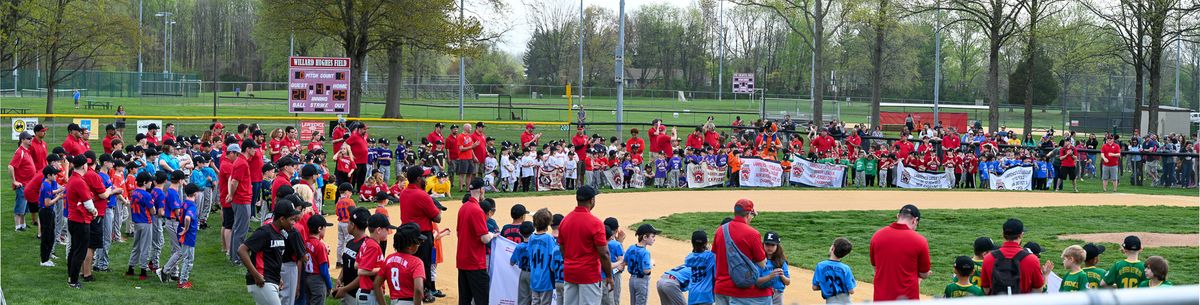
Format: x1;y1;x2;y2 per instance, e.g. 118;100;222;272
1137;279;1173;288
944;282;984;298
1103;259;1146;288
1082;266;1105;289
1060;271;1091;292
947;259;984;287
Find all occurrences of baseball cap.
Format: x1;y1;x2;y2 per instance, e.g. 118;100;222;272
300;164;319;178
510;204;530;219
1083;243;1106;261
434;122;444;128
67;123;81;132
32;124;45;132
226;143;242;153
367;214;395;231
373;192;399;203
974;237;997;254
475;122;486;128
1123;235;1142;251
307;214;334;232
469;177;484;190
954;256;975;270
576;185;598;202
337;182;354;195
46;153;62;163
691;230;708;243
273;201;302;218
43;166;61;176
734;198;756;215
275;184;296;199
603;217;619;232
763;231;781;245
275;157;298;168
551;214;564;228
1024;242;1044;257
349;208;371;228
147;123;159;130
899;204;921;220
104;123;116;131
1003;218;1024;237
241;139;260;149
526;123;535;129
18;131;32;140
635;224;662;236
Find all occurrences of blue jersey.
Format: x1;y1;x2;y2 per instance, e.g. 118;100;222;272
608;240;624;277
1034;161;1051;178
624;244;652;277
654;160;668;178
209;150;222;168
366;147;378;164
669;157;683;171
165;188;183;220
511;242;531;271
979;162;991;180
684;251;716;305
152;188;167;218
191;167;217;189
664;265;692;290
761;259;791;292
97;172;114;208
715;154;728;167
375;149;393;166
38;180;60;209
394;146;407;162
812;259;856;299
527;233;561;292
486;218;499;234
177;201;199;247
130;189;154;224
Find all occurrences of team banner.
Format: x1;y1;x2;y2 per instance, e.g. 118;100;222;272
788;156;846;188
628;168;645;189
538;167;565;191
488;237;520;305
894;161;954;189
602;167;626;190
739;157;783;187
687;163;727;188
989;165;1033;191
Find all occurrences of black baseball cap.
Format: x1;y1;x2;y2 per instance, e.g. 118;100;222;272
469;177;484;190
241;139;260;149
273;201;302;218
691;230;708;243
899;204;921;220
46;153;63;163
510;204;529;219
275;184;296;199
374;192;399;203
603;217;619;232
763;231;781;245
300;164;319;178
338;182;354;195
576;185;598;202
635;224;661;236
307;215;334;233
368;213;397;230
349;207;371;228
1024;242;1044;257
551;214;564;228
954;256;975;270
974;237;997;253
32;124;46;132
1003;218;1024;236
1123;235;1142;251
67;123;82;132
275;157;299;168
1083;243;1106;261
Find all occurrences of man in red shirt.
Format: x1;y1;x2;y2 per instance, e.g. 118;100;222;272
398;166;443;298
9;131;36;231
445;124;460;178
559;185;613;305
64;155;96;288
712;199;773;304
626;128;645;159
1058;141;1078;192
346;123;370;189
472;122;488;175
102;124;120;154
62;123;89;157
30;124;49;171
227;143;256;265
654;126;675;157
704;124;721;149
981;218;1046;295
1100;136;1122;191
686;127;704;150
868;204;930;301
457;178;497;305
893;135;915;159
163;123;177;143
456;124;480;191
426;123;445;151
521;123;541;148
145;123;161;145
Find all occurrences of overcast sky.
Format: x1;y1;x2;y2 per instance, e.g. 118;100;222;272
490;0;698;56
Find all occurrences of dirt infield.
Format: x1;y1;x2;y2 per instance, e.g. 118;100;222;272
322;190;1197;305
1057;232;1200;248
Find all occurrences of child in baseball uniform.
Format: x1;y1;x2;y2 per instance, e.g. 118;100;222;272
1081;243;1106;289
684;230;715;305
1138;256;1171;287
528;209;562;305
165;184;200;288
761;232;791;305
1103;236;1145;288
126;172;156;280
304;213;335;305
604;218;626;305
812;237;855;304
333;182;356;266
656;265;691;305
384;223;427;305
944;256;984;297
625;224;660;305
511;223;534;305
1059;245;1090;292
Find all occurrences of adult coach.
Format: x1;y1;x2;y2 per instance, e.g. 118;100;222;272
559;185;614;305
346;123;370;189
868;204;930;301
9;131;35;232
399;166;443;300
712;199;772;305
457;178;497;305
227;142;256;265
980;218;1046;295
1100;135;1121;192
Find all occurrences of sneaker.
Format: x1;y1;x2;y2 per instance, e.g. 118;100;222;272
432;290;446;298
40;261;56;267
178;282;193;289
16;226;26;232
155;269;167;283
125;267;135;277
50;254;59;260
83;275;95;282
139;269;148;281
68;282;83;289
171;275;180;282
148;262;157;271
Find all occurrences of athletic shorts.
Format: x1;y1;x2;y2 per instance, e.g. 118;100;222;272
88;217;105;249
1058;166;1077;180
447;160;458;175
455;160;476;174
222;207;235;229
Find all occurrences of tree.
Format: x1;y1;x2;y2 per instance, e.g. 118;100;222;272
936;0;1025;132
28;0;137;116
1017;0;1063;133
378;0;489;118
0;0;34;74
849;0;904;127
1007;48;1058;107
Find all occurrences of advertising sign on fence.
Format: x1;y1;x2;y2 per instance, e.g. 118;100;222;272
739;157;782;187
74;118;100;140
789;156;846;188
10;118;37;140
288;56;351;114
299;121;327;142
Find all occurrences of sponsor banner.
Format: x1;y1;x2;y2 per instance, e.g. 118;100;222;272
687;163;727;188
537;167;565;191
73;118;100;140
10;118;37;140
299;121;327;142
628;168;645;189
894;161;954;189
488;237;519;305
602;167;625;190
136;120;162;136
989;165;1033;191
739;157;782;187
789;156;846;188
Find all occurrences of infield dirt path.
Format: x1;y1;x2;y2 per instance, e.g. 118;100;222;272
324;190;1197;305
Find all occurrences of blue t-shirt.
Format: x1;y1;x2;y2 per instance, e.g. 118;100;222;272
527;233;561;292
131;189;154;224
38;180;60;209
812;259;856;299
97;172;114;208
761;259;791;292
663;265;692;290
191;167;217;189
159;154;180;171
177;201;199;247
654;160;668;178
685;251;716;305
608;240;624;264
165;188;183;221
486;218;499;234
624;244;652;277
511;242;531;271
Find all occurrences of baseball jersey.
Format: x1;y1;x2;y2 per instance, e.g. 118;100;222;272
943;283;984;298
304;235;330;275
357;238;384;290
165;188;183;221
244;223;287;285
511;242;531;271
339;236;367;286
608;240;624;265
761;259;791;291
152;188;167;219
501;223;526;243
684;251;716;305
624;244;652;277
1137;280;1173;287
664;265;692;290
384;252;426;300
130;188;154;223
1103;259;1145;288
1059;271;1090;292
812;259;856;299
1082;266;1105;289
335;198;356;223
177;200;198;247
527;232;561;292
38;179;60;209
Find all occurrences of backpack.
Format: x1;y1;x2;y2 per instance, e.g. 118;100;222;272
988;249;1031;295
721;223;765;289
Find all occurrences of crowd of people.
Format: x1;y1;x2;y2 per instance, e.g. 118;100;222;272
5;115;1192;305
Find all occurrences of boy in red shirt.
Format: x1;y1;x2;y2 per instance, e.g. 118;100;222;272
358;213;396;304
383;223;428;305
304;215;335;305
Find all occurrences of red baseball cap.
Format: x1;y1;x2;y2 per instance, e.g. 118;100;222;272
526;123;535;129
213;122;224;129
734;198;756;215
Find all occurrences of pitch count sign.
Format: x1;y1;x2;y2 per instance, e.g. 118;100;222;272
732;73;755;94
289;56;351;114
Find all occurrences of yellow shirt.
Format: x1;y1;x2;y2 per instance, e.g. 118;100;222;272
425;177;451;196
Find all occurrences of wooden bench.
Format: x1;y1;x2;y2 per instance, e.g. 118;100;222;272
85;100;112;110
0;107;30;114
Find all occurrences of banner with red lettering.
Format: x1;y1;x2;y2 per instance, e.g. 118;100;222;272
687;163;727;188
894;161;955;189
739;157;783;187
602;167;626;190
788;156;846;188
537;167;565;191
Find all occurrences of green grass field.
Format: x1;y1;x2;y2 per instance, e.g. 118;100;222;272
639;206;1199;297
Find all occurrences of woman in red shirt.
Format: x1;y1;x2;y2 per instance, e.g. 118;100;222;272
65;155;96;288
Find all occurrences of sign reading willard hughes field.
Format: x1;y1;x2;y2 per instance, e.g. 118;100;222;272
288;56;351;114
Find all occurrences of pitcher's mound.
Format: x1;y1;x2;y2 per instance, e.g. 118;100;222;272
1057;232;1199;248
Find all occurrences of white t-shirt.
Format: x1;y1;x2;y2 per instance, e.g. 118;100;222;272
485;156;498;174
519;154;537;177
500;156;515;179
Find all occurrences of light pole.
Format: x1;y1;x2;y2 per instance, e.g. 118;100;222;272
137;0;143;95
458;0;465;120
933;2;942;123
169;20;176;78
616;0;626;140
578;0;584;103
154;12;172;75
